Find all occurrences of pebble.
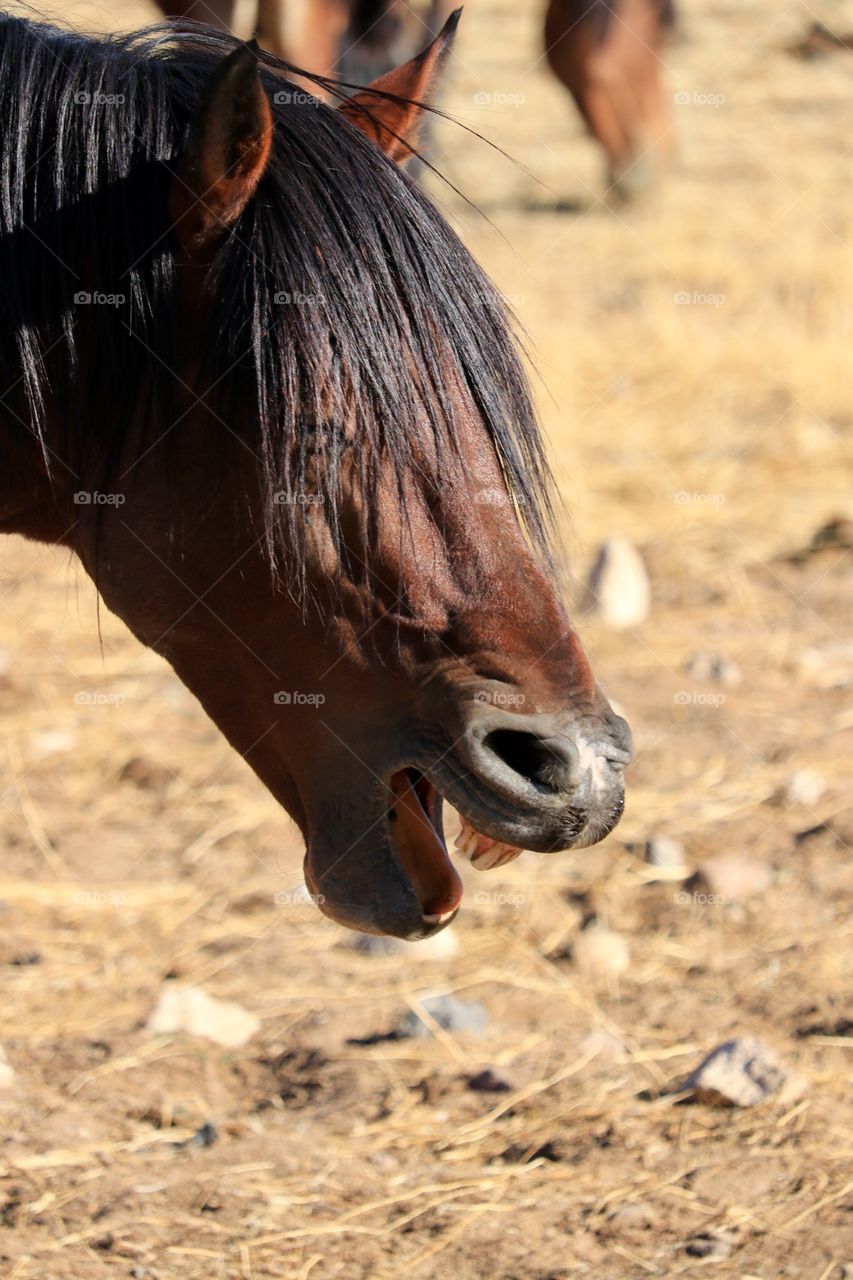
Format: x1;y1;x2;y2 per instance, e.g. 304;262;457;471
30;729;76;756
684;651;743;686
579;1028;627;1059
587;537;651;629
697;855;771;902
785;768;827;807
607;1201;659;1231
683;1037;794;1107
396;994;488;1039
573;925;631;976
468;1068;512;1093
0;1045;14;1089
347;927;459;959
146;983;260;1049
797;641;853;689
685;1229;735;1259
175;1121;219;1150
645;834;688;874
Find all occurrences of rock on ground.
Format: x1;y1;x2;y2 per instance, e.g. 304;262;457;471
682;1036;797;1106
146;983;260;1049
396;994;488;1039
346;927;459;959
685;651;744;686
0;1045;14;1089
645;833;688;875
587;537;651;629
696;854;772;902
573;925;631;976
785;768;827;806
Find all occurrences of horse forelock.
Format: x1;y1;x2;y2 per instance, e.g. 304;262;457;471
0;13;556;596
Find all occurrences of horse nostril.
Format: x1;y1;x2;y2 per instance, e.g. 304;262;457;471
482;729;578;794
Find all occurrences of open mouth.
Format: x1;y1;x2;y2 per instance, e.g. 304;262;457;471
388;767;525;925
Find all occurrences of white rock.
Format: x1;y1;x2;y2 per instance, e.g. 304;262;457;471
699;854;772;902
30;729;76;756
683;1037;793;1107
645;834;688;873
146;983;260;1049
0;1046;14;1089
346;927;459;959
797;642;853;689
573;925;631;976
685;651;743;686
608;1201;659;1230
579;1028;627;1059
785;769;826;807
587;537;651;629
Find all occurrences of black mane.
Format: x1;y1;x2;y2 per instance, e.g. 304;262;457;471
0;14;555;592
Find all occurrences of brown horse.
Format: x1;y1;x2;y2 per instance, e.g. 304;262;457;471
155;0;287;55
0;14;631;939
544;0;676;194
155;0;451;83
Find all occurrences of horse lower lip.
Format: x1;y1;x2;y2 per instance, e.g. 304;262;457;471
388;769;463;918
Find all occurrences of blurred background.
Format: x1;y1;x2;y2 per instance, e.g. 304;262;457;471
0;0;851;1276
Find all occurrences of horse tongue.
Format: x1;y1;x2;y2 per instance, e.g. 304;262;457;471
390;771;463;922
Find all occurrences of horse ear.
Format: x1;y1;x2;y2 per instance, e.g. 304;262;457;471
170;42;273;259
338;9;460;164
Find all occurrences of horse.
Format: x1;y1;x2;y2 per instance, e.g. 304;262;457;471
154;0;452;84
0;12;632;940
544;0;676;195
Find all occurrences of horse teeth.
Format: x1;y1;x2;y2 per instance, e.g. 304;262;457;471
495;846;522;866
453;821;478;857
471;845;502;871
454;820;523;869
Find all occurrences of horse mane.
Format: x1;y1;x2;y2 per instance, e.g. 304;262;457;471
0;14;555;596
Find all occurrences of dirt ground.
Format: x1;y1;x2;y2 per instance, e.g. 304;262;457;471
0;0;851;1276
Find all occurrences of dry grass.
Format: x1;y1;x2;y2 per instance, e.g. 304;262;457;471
0;0;852;1276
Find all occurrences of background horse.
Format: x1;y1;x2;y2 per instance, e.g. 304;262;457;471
156;0;673;186
155;0;453;83
544;0;676;194
0;14;631;940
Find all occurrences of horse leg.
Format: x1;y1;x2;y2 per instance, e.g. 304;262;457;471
157;0;240;30
297;0;351;76
604;0;673;194
255;0;289;59
544;1;631;191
